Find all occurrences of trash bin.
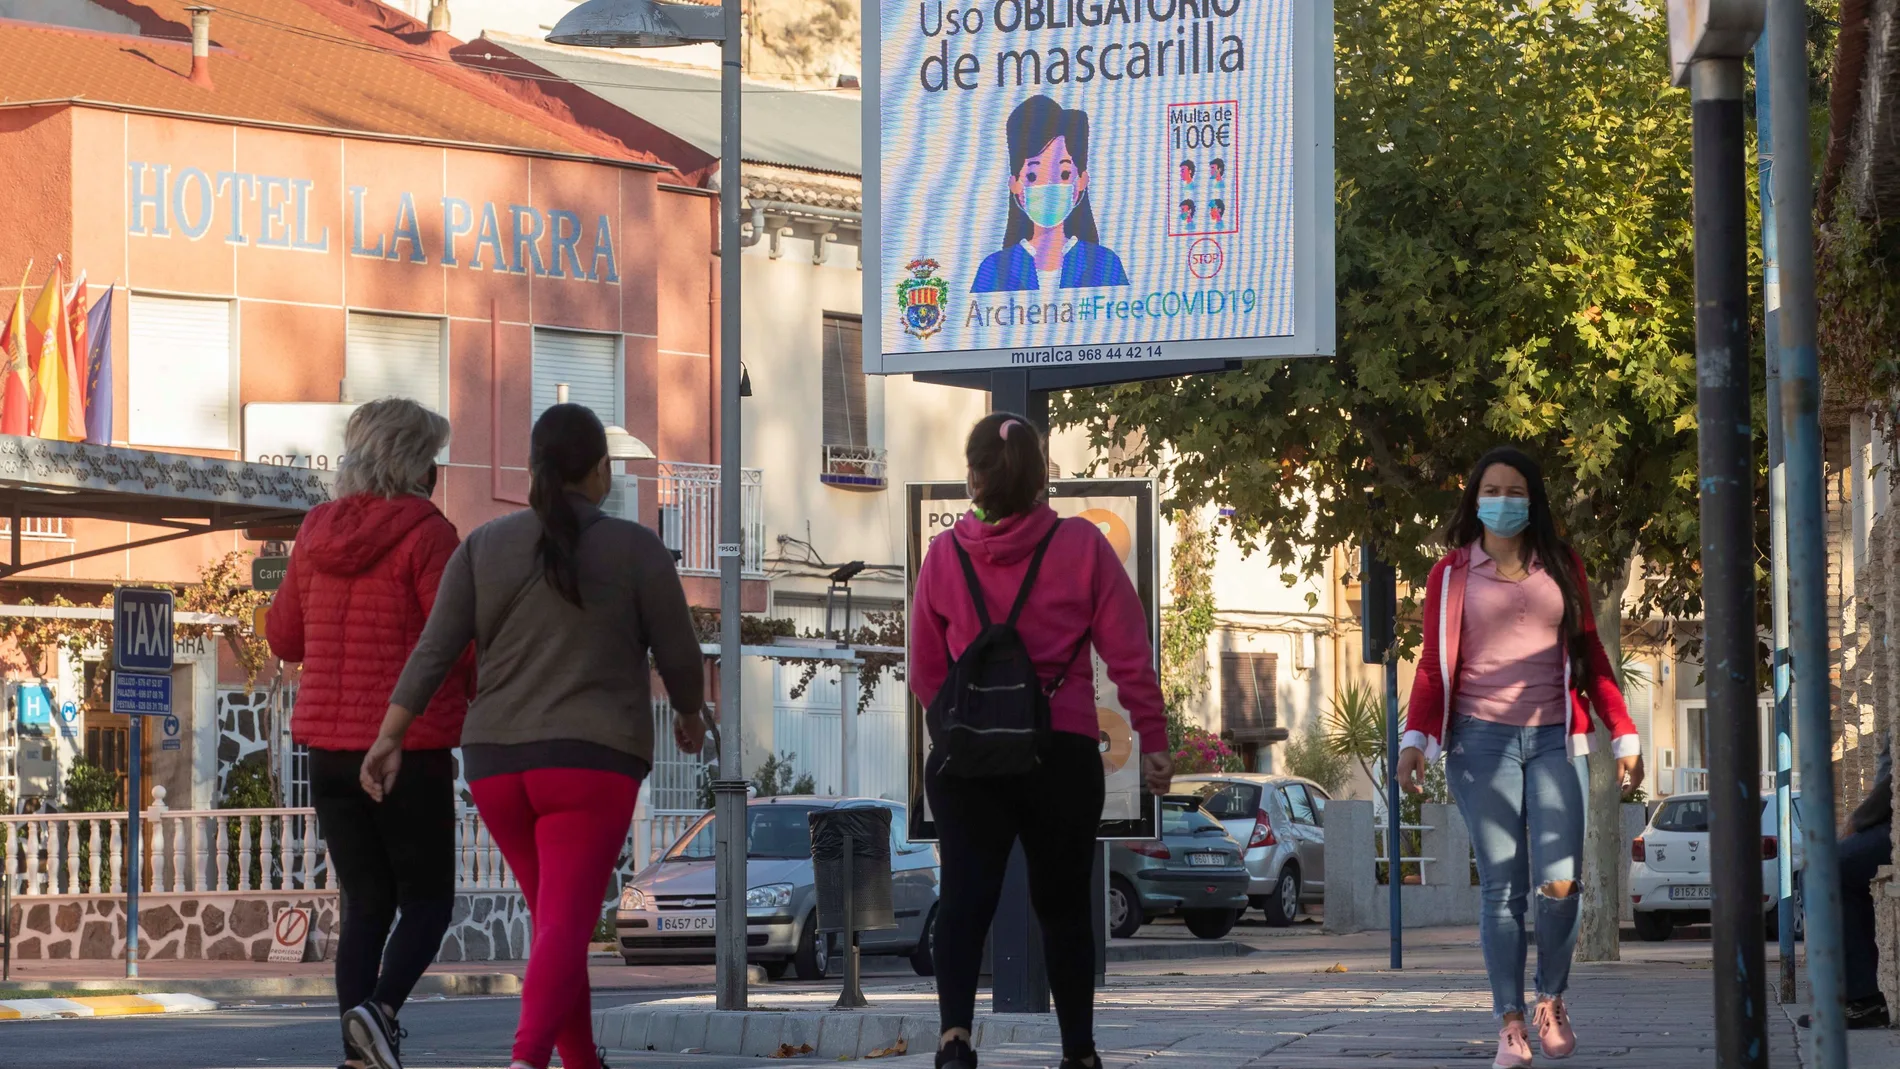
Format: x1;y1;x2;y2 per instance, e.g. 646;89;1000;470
808;806;896;934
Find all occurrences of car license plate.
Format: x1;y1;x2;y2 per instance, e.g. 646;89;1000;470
657;914;716;931
1669;885;1712;901
1189;852;1226;867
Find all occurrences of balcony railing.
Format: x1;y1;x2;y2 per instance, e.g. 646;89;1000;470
820;444;889;490
655;462;765;578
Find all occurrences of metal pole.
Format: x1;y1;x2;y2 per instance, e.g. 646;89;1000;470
711;0;748;1012
126;702;140;980
1384;651;1401;970
1768;0;1847;1057
982;368;1052;1012
836;832;866;1008
1690;56;1766;1069
1752;33;1798;1005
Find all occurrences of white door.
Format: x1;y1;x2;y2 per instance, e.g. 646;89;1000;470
129;295;234;449
345;313;444;411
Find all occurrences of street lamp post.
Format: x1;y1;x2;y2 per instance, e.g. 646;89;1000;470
1666;4;1767;1068
549;0;748;1011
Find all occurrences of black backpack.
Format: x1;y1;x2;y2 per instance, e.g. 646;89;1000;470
927;522;1087;778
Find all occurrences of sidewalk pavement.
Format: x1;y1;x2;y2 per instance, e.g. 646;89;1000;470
597;923;1900;1069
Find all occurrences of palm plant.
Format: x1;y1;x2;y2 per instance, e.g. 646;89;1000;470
1324;680;1386;790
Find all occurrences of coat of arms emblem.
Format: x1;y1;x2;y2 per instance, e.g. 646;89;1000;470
897;259;947;339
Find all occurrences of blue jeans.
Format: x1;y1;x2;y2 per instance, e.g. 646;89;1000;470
1446;716;1588;1017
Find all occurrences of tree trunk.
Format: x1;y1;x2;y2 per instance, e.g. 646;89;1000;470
1575;557;1631;962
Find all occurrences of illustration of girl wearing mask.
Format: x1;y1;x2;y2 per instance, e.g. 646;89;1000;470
971;96;1131;293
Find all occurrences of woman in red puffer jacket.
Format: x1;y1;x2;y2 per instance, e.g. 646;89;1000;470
267;397;472;1069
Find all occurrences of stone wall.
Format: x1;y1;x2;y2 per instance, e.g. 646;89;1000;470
4;894;339;960
3;891;535;961
436;892;531;962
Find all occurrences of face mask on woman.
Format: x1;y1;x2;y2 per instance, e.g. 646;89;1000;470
1477;496;1531;538
1020;183;1077;228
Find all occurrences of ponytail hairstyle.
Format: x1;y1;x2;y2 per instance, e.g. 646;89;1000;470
965;411;1048;521
529;403;609;607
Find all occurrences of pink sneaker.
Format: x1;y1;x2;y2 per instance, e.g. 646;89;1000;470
1493;1018;1534;1068
1533;998;1577;1060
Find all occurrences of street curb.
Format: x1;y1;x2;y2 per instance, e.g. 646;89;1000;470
0;993;217;1021
1107;938;1252;962
0;973;522;1000
595;1005;1058;1059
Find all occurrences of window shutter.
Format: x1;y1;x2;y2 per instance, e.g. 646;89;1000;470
533;328;619;425
346;313;443;409
822;315;866;447
129;294;233;449
1220;652;1282;742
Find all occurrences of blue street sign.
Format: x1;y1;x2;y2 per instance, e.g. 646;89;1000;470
16;684;53;732
161;714;182;750
58;700;78;739
112;672;172;716
113;588;175;673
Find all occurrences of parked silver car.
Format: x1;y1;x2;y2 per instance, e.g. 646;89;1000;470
614;797;940;980
1173;774;1328;925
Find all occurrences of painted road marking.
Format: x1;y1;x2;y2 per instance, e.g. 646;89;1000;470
0;994;216;1020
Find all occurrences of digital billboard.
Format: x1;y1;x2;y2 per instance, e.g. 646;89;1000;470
863;0;1333;374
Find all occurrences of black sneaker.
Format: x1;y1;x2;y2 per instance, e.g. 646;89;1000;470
1798;996;1891;1030
1057;1056;1101;1069
937;1036;978;1069
343;1001;406;1069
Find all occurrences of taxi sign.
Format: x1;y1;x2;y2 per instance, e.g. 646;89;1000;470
113;588;175;673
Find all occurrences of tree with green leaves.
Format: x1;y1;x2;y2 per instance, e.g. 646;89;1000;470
1057;0;1715;960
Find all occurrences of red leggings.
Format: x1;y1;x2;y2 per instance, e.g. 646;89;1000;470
471;768;639;1069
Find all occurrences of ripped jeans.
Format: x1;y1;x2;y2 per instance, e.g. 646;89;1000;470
1446;715;1588;1017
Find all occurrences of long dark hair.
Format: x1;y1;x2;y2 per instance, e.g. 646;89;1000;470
529;403;608;607
1442;447;1592;673
966;411;1047;520
1001;95;1102;249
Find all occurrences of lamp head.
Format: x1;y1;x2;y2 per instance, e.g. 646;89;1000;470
547;0;725;47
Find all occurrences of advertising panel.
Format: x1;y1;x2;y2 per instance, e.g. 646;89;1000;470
906;480;1160;841
864;0;1333;374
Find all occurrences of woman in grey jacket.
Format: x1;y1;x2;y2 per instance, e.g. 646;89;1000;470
363;404;707;1069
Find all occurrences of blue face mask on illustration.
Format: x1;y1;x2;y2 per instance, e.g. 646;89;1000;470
1476;496;1532;538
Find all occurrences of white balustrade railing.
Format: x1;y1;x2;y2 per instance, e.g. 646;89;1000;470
3;803;696;898
0;805;336;898
655;462;764;577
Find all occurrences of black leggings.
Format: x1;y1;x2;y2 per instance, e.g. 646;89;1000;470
926;732;1105;1060
310;747;457;1019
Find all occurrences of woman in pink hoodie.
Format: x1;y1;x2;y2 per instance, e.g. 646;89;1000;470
910;412;1170;1069
1396;447;1642;1069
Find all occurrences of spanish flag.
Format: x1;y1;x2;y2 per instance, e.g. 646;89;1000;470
0;262;29;436
27;264;70;441
64;272;89;442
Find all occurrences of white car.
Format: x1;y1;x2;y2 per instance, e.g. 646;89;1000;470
1628;791;1805;942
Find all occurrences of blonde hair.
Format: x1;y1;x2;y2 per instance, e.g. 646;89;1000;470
335;398;451;498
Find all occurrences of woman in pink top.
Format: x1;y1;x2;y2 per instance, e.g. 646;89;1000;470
910;412;1170;1069
1396;447;1642;1069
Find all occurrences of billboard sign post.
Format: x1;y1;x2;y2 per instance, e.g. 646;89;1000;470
864;0;1333;376
112;586;174;980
